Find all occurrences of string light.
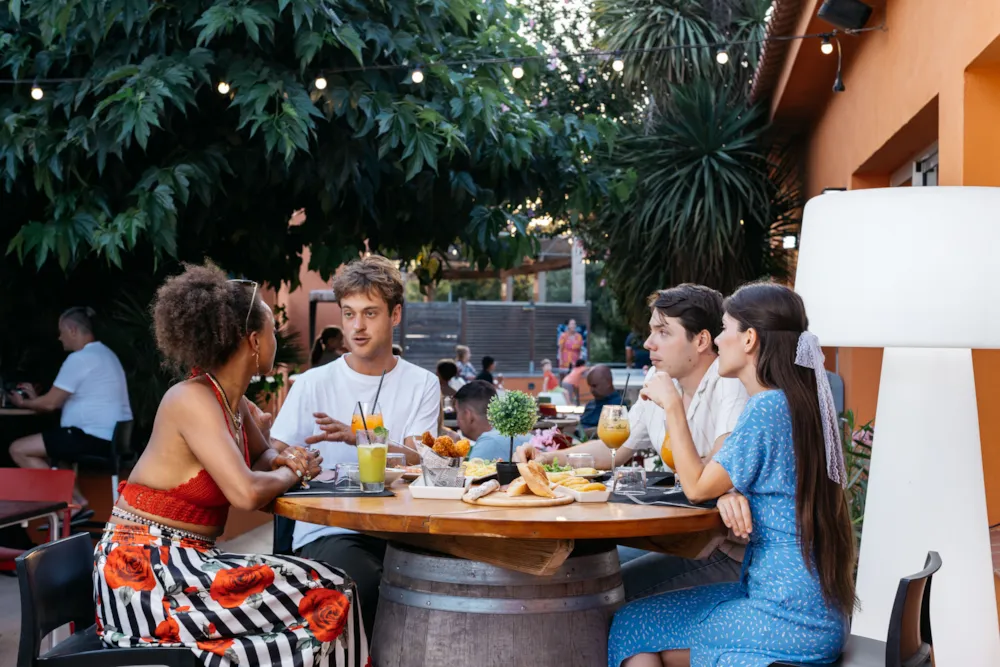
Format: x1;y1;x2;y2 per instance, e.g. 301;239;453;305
2;25;884;100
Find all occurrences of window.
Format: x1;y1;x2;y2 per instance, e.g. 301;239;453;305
890;142;939;187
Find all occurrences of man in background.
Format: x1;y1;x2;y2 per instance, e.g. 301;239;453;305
578;365;623;430
455;380;530;461
8;307;132;513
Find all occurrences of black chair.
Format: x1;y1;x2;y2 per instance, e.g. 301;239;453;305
16;533;196;667
771;551;941;667
75;420;136;502
273;516;296;556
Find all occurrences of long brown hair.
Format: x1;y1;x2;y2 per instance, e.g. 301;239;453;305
725;282;856;614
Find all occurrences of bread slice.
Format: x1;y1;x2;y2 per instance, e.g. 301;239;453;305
506;477;528;496
517;461;556;498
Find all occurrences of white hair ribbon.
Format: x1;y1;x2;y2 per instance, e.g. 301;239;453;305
794;332;847;487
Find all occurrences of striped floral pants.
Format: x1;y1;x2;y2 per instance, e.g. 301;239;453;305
94;524;369;667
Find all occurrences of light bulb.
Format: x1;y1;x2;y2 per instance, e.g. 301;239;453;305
512;65;524;80
314;76;328;90
612;58;624;72
716;49;729;65
410;69;424;84
821;38;834;55
30;86;43;100
217;81;230;95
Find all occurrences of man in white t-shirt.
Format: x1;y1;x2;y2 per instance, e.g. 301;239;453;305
8;307;132;510
270;255;439;640
518;285;750;600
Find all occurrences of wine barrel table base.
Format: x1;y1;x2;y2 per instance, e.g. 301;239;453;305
372;543;623;667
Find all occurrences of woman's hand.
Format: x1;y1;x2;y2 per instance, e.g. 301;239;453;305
273;446;322;481
717;492;753;539
639;371;681;411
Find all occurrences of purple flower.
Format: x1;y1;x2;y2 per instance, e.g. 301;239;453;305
577;72;586;84
547;59;559;71
500;103;509;112
540;97;549;107
528;18;535;28
600;279;607;287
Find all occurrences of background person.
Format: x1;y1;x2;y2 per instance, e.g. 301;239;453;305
455;381;531;461
476;355;496;385
8;306;132;513
557;318;584;370
311;325;348;367
455;344;477;382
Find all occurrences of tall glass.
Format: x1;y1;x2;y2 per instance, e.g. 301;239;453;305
660;433;680;493
351;402;384;434
597;404;630;491
356;430;388;493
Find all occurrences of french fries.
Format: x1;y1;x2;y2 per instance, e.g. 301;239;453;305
553;476;607;493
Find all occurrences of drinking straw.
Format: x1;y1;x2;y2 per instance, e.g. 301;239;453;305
620;374;630;406
371;369;387;410
357;401;369;433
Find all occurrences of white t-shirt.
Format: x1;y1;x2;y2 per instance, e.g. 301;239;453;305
624;360;748;461
271;355;440;550
53;342;132;441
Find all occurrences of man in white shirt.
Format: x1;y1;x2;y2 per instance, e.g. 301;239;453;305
518;285;750;599
8;307;132;510
270;255;439;640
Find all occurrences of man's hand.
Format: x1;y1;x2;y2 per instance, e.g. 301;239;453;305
306;412;356;446
17;383;37;399
717;492;753;540
272;446;323;479
8;391;25;408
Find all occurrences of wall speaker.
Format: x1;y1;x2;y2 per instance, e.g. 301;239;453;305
817;0;873;31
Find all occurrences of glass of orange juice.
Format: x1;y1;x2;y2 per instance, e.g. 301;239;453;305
660;433;680;492
351;402;384;435
597;405;630;493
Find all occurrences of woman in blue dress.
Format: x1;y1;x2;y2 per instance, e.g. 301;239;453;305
609;283;856;667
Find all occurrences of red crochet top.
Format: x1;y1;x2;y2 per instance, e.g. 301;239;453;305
118;375;250;527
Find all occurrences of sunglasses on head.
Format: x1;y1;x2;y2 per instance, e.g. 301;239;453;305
228;279;258;335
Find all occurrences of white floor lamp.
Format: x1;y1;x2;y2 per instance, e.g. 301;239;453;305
794;186;1000;666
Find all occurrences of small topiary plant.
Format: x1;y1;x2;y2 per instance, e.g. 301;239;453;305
486;390;538;461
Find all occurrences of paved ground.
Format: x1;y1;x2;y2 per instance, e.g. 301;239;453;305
0;522;274;667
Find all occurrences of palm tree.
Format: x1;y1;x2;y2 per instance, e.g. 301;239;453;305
578;0;801;331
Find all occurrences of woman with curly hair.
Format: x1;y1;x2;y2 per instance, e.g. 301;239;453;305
94;262;369;667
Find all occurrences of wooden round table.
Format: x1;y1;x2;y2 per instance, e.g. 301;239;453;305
275;486;723;667
0;408;34;416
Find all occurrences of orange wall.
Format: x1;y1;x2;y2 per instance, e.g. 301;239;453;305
276;244;344;366
777;0;1000;621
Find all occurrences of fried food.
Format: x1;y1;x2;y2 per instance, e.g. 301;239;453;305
546;471;573;483
506;477;528;496
576;482;607;492
421;431;436;448
573;468;600;476
431;435;467;458
454;438;471;457
516;461;556;498
557;476;592;489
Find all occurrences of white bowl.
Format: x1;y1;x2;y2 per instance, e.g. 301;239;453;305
408;476;471;500
385;468;405;485
565;486;611;503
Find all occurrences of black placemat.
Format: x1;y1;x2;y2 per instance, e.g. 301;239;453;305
283;481;396;498
607;487;716;510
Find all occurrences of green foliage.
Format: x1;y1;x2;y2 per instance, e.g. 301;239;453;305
840;409;874;551
0;0;613;284
486;389;537;437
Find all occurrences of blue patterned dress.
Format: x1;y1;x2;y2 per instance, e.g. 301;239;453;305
608;390;848;666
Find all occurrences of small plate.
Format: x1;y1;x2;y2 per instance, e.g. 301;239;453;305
385;468;405;485
565;486;611;503
408;476;471;500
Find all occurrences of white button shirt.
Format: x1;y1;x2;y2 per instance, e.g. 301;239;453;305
624;359;749;461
